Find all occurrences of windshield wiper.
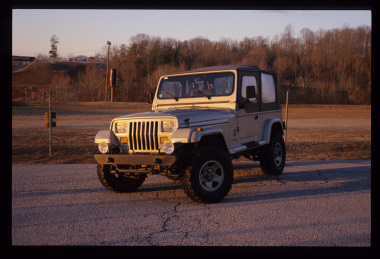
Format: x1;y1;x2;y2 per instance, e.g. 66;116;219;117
190;87;211;99
161;89;178;101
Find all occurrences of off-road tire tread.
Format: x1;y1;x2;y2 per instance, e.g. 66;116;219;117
181;147;234;203
260;133;286;176
97;164;147;193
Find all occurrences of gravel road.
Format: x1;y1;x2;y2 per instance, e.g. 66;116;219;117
12;160;371;246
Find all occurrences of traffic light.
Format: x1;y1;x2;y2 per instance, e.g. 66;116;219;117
45;111;56;128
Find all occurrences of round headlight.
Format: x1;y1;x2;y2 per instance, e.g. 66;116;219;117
115;122;128;133
162;141;174;154
98;141;109;154
162;120;175;132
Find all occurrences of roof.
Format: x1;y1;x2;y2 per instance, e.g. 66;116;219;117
164;64;275;77
190;64;259;72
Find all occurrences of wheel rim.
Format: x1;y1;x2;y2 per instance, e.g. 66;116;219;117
199;160;224;192
274;143;283;166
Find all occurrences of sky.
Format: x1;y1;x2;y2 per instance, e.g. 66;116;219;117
12;9;371;58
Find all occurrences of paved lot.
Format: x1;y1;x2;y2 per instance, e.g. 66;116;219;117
12;160;371;246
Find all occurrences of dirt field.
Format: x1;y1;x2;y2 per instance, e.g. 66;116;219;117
12;102;371;164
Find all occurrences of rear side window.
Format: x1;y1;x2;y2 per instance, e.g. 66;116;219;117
261;73;276;103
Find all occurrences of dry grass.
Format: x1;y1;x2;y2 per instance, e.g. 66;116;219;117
282;105;371;161
12;102;371;164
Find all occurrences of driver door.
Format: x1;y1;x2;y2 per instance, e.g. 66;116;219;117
237;71;260;140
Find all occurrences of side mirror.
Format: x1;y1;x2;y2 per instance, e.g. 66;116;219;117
246;85;257;99
149;91;155;104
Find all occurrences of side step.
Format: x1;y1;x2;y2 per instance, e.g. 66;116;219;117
243;141;260;149
229;140;267;155
243;140;267;150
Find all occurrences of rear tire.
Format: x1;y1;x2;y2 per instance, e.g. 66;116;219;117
97;164;146;193
181;147;234;203
260;133;286;176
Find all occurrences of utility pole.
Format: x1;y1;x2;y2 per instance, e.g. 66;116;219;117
105;41;111;102
284;89;289;143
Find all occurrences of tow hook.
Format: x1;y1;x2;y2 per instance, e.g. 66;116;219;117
155;158;162;164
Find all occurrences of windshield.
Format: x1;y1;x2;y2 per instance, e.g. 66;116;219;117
157;72;234;100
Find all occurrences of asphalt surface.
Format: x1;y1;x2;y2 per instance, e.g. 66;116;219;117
12;160;371;246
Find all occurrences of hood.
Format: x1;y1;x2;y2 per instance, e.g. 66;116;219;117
115;108;234;127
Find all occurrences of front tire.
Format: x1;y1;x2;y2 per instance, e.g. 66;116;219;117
260;133;286;176
181;147;234;203
97;164;146;193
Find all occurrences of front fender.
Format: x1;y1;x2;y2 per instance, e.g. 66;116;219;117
171;128;192;144
94;130;119;146
171;127;224;144
190;127;224;143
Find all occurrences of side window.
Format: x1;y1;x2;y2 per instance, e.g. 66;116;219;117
261;73;276;103
241;75;257;102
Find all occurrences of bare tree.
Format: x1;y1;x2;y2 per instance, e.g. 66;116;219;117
92;25;370;104
76;64;104;101
51;72;71;101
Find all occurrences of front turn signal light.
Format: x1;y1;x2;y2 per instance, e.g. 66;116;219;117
120;137;128;144
160;137;169;144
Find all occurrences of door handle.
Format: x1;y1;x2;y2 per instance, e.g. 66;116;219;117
255;115;258;120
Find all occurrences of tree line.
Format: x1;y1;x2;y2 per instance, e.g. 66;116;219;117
54;24;371;104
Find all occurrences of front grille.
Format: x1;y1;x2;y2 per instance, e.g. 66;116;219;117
129;121;159;151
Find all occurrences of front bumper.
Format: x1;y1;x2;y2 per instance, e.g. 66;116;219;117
94;154;176;167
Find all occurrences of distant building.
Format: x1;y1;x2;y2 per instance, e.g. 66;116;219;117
12;56;35;62
75;55;89;62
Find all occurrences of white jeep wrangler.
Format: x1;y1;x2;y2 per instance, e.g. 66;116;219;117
94;65;286;203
